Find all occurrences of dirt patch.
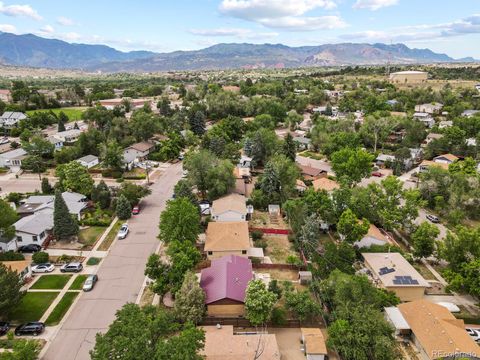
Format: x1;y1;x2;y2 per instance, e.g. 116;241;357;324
264;235;297;263
250;211;288;229
262;269;299;281
139;286;155;307
269;328;305;360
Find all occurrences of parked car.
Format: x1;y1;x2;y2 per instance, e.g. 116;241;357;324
0;137;9;145
32;263;55;273
15;322;45;336
60;262;83;273
426;214;440;223
371;171;384;177
466;328;480;343
132;205;140;215
117;224;129;239
17;244;42;253
83;274;98;292
0;322;10;336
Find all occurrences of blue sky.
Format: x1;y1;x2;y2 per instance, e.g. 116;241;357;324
0;0;479;58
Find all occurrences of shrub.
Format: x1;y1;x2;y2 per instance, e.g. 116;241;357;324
286;255;302;267
0;251;25;261
86;257;101;266
32;251;49;264
268;279;283;299
56;254;75;264
251;230;264;241
254;239;268;251
270;307;287;326
101;169;123;179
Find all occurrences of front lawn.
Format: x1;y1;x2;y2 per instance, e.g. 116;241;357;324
69;275;87;290
9;292;59;323
45;292;79;326
78;226;106;247
30;275;72;290
97;221;121;251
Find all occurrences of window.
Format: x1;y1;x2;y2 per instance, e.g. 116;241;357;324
32;236;38;242
207;251;213;256
40;231;45;239
16;236;23;242
242;250;247;255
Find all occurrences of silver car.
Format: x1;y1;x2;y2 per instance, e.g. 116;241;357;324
117;223;129;239
32;263;55;273
82;274;98;292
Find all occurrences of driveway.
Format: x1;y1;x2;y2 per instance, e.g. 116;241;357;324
41;162;183;360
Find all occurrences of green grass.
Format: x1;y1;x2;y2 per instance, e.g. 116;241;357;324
69;275;87;290
30;275;72;290
97;221;121;251
26;107;86;120
78;226;105;247
86;257;101;266
45;292;79;326
9;292;59;323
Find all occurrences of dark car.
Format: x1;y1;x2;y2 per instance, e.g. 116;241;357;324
371;171;384;177
15;322;44;336
60;262;83;273
0;322;10;336
18;244;42;253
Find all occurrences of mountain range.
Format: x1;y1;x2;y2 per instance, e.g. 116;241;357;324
0;32;476;72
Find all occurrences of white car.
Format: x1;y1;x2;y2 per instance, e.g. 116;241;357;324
0;137;9;145
31;263;55;273
117;223;129;239
466;328;480;343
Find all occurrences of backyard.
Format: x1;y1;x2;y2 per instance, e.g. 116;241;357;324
264;235;297;263
26;107;86;120
8;292;59;323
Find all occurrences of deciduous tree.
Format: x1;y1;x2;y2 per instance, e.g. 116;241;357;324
244;279;277;326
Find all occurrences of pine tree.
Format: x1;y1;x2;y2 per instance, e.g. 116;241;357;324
189;111;206;136
57;118;66;132
53;189;79;240
174;271;205;324
41;178;53;194
283;133;297;161
116;194;131;220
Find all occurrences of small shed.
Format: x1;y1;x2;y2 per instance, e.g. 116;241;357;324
268;204;280;216
299;271;312;285
301;328;328;360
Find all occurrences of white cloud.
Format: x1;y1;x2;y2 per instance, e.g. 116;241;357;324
0;1;42;20
219;0;345;31
38;24;54;34
57;16;74;26
353;0;398;11
0;23;16;32
341;14;480;43
189;27;278;39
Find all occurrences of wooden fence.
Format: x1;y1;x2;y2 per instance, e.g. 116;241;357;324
200;316;321;328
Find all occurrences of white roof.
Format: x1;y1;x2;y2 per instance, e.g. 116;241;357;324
0;148;27;159
77;155;98;163
436;302;461;313
24;192;87;215
391;71;427;75
376;154;395;162
385;307;411;330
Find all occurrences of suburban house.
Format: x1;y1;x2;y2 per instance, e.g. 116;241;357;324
354;224;390;249
200;255;253;317
47;135;64;150
415;103;443;114
0;260;32;281
17;192;88;220
200;325;280;359
413;112;435;128
54;129;82;143
0;148;27;169
0;232;17;252
204;221;251;260
461;110;480;118
301;328;328;360
14;213;53;249
76;155;99;169
423;133;443;147
293;136;312;151
211;193;247;222
433;153;458;165
376;154;396;167
395;300;480;360
362;252;429;301
0;89;12;102
298;164;327;181
312;177;339;193
439;120;453;129
0;112;27;129
419;160;449;172
123;141;155;162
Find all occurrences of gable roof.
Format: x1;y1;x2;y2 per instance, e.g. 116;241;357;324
20;192;87;216
211;193;247;216
0;112;27;120
362;252;429;288
128;141;155;152
14;213;53;235
77;154;98;163
298;164;325;177
301;328;328;355
434;153;458;162
398;300;480;359
0;148;27;160
312;177;339;192
200;255;253;304
205;221;250;252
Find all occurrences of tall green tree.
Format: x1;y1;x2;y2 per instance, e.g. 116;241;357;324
116;194;132;220
102;141;124;170
284;288;320;322
244;279;277;326
412;222;439;259
244;128;278;167
331;148;374;186
173;180;197;205
189;110;206;136
53;189;79;240
56;161;94;196
259;154;299;204
41;177;53;194
282;133;297;161
0;263;24;317
21;155;47;180
0;199;19;242
337;209;369;244
159;198;200;244
174;271;205;324
117;182;151;207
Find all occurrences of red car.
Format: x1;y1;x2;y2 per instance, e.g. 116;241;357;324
371;172;384;177
132;205;140;215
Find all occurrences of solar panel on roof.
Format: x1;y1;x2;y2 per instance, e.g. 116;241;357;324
392;279;402;285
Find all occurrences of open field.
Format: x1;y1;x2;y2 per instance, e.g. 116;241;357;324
26;107;87;120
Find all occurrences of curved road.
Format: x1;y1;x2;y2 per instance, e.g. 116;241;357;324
42;162;183;360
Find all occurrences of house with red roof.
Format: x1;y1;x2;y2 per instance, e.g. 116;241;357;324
200;255;253;317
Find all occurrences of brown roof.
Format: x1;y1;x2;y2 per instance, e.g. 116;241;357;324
312;177;339;192
367;224;388;242
201;325;281;359
301;328;327;355
128;141;155;152
211;193;247;216
434;153;459;162
398;300;480;359
420;160;449;170
298;164;325;177
1;260;31;273
205;222;250;252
